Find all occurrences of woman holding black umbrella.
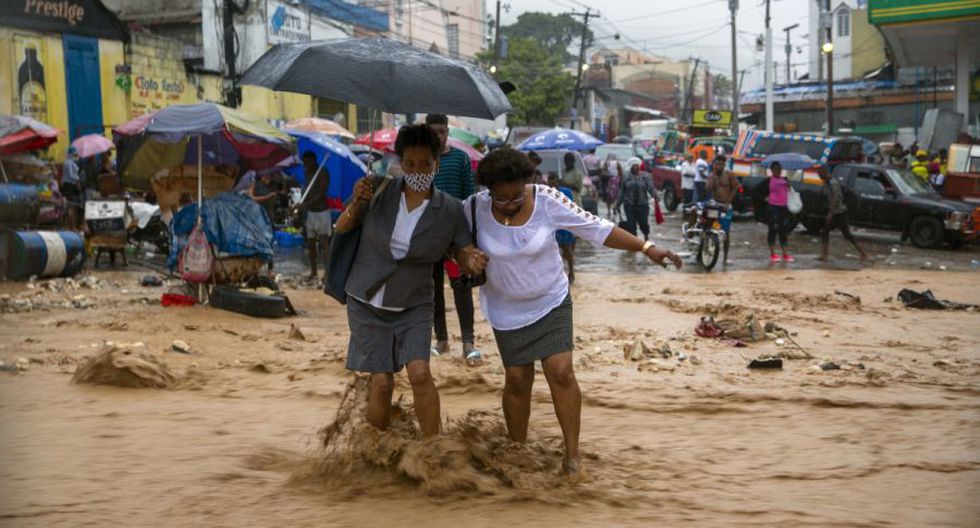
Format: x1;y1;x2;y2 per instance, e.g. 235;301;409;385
335;124;486;437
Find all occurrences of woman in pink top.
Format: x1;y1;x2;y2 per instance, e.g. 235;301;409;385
765;161;794;262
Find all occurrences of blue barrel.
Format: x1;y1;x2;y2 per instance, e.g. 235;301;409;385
0;229;86;280
0;184;40;227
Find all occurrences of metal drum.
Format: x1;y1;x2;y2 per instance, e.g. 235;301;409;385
0;183;40;227
0;229;86;280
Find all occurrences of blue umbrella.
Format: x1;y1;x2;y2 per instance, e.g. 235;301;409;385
517;128;603;151
759;152;819;171
284;129;367;203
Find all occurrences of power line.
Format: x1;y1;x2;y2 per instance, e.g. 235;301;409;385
606;0;725;23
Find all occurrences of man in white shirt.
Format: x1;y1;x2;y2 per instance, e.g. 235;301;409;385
693;150;710;204
679;153;695;205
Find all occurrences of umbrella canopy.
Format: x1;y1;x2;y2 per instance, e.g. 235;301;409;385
518;128;603;152
0;114;60;156
70;134;113;158
353;127;399;150
117;103;295;189
284;129;367;202
448;126;483;148
238;37;512;119
760;152;819;171
284;117;355;140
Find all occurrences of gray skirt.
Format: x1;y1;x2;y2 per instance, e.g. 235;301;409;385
493;295;573;367
346;298;433;373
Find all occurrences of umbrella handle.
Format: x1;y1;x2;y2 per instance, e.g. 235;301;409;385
296;153;331;206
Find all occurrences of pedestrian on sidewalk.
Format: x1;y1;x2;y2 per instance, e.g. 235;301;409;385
465;147;681;475
424;113;482;365
817;166;867;262
334;124;486;437
601;153;623;220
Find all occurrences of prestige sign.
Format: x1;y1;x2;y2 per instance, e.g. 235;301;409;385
2;0;128;40
692;109;732;128
22;0;84;26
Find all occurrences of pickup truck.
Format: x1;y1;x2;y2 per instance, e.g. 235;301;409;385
754;163;978;249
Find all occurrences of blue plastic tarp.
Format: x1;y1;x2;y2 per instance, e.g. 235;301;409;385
167;192;274;268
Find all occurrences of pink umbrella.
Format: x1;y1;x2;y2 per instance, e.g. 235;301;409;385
353;127;399;150
448;137;483;171
70;134;113;158
112;111;158;137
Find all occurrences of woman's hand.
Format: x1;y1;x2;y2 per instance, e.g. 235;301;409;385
456;246;488;276
352;178;374;204
645;246;683;269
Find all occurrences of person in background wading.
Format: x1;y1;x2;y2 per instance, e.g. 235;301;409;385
335;124;486;437
615;159;656;240
295;151;332;279
465;147;682;474
424;113;482;366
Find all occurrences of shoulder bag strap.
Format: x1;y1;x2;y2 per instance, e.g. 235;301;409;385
470;195;478;248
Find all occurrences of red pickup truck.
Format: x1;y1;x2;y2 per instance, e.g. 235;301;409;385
650;165;683;211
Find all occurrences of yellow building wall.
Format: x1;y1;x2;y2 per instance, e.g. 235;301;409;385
851;10;888;78
98;39;127;136
241;85;314;125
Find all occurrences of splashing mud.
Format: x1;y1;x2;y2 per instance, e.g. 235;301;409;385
72;346;179;389
301;377;618;502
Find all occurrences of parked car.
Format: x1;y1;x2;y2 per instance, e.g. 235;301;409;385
757;163;979;249
595;143;650;170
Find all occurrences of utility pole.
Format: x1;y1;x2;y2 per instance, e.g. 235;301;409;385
783;23;799;85
763;0;774;131
823;0;834;135
570;8;594;130
493;0;502;63
729;0;739;135
681;57;700;123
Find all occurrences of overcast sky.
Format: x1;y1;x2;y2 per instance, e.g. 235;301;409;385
501;0;814;90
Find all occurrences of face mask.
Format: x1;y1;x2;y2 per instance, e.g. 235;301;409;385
404;171;435;192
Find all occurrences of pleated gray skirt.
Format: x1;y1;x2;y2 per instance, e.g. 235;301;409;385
346;298;433;373
492;294;573;367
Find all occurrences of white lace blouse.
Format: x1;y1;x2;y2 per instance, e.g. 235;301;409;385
464;185;614;331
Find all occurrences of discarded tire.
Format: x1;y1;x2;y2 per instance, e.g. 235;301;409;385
209;285;296;318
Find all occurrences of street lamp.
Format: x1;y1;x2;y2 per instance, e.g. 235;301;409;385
581;63;590;72
490;65;497;74
822;40;834;135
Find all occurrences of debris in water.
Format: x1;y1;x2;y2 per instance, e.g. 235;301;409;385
72;346;179;388
288;324;306;341
171;340;192;354
747;357;783;370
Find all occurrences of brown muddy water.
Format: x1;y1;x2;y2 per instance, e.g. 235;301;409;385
1;269;978;527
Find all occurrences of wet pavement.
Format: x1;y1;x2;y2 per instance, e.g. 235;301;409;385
573;205;980;274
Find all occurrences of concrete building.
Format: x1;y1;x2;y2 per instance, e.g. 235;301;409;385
806;0;887;82
386;0;488;61
106;0;390;131
583;47;710;136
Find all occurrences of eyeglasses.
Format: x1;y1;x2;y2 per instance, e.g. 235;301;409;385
490;193;526;207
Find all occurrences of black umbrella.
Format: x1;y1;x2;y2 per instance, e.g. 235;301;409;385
238;37;512;120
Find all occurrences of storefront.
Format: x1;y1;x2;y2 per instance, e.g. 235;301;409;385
0;0;130;160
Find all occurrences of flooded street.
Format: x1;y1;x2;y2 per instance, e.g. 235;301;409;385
2;264;978;527
576;206;980;274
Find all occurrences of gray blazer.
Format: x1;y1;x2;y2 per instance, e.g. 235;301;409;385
345;176;471;309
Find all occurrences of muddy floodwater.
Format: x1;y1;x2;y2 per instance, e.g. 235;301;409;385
1;267;979;527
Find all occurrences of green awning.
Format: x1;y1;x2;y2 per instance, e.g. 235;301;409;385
853;124;898;135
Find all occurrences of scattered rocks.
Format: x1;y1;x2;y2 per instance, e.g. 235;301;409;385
171;340;192;354
623;338;650;361
250;363;272;374
820;361;841;371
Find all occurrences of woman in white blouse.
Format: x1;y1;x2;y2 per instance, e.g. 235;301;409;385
465;148;682;474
